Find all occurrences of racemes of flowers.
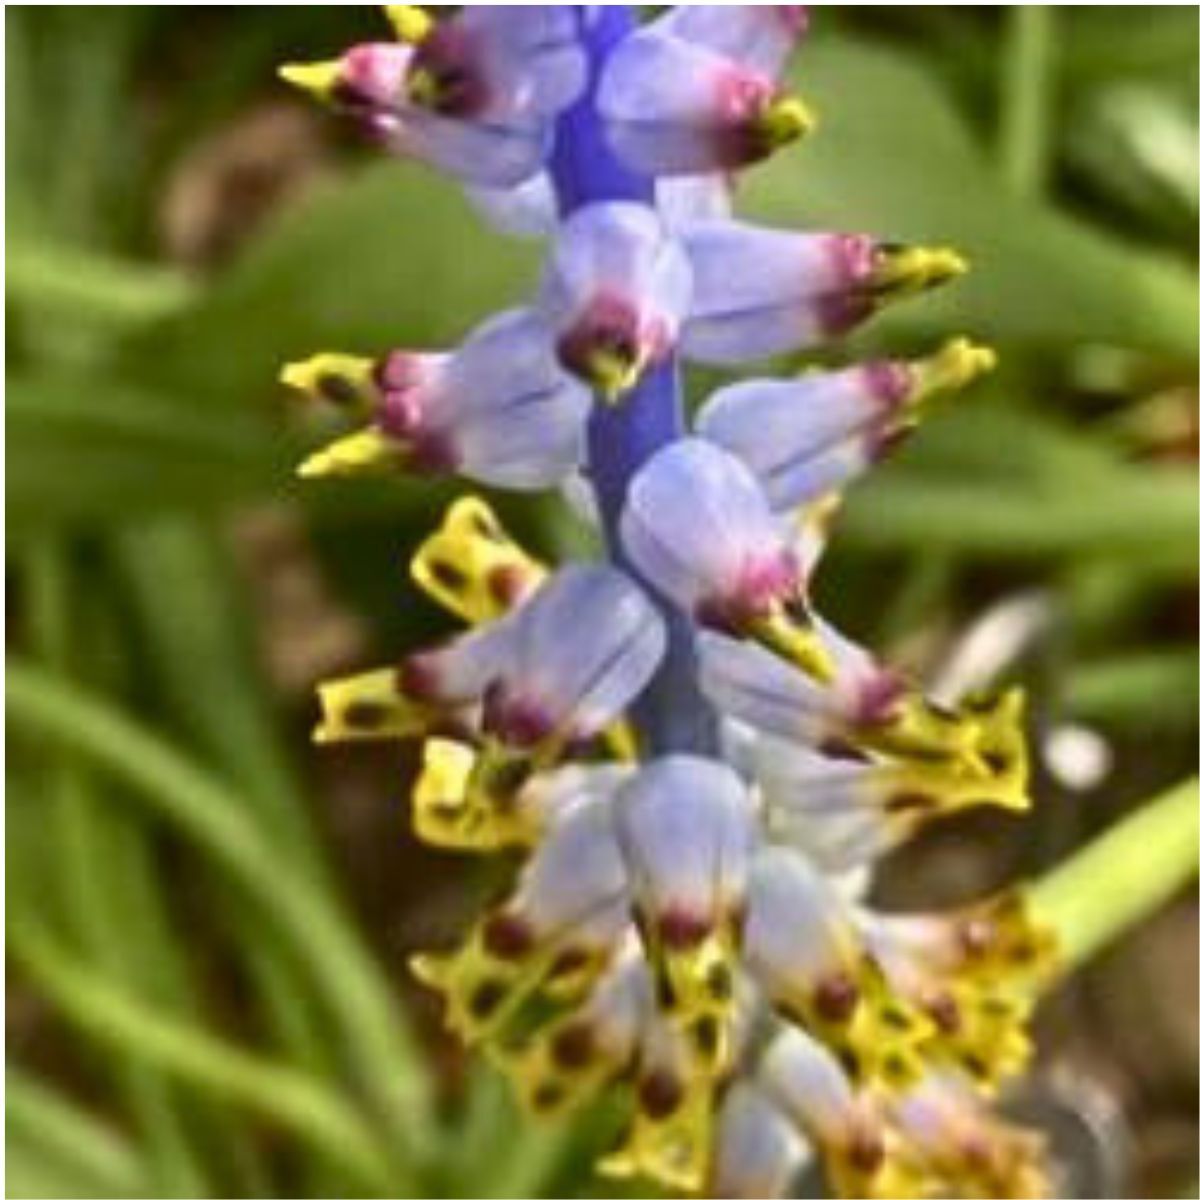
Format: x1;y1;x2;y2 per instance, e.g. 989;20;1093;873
281;8;1056;1198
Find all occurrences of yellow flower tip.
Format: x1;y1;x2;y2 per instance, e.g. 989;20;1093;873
586;349;646;404
314;668;419;744
405;66;440;109
413;738;538;852
653;935;739;1074
410;495;546;625
408;952;443;990
874;244;970;296
298;427;402;480
757;94;818;149
384;5;434;44
278;60;341;102
599;1078;714;1195
297;453;329;479
913;338;999;401
279;352;377;411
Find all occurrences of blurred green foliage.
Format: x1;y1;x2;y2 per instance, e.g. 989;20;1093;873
6;8;1197;1199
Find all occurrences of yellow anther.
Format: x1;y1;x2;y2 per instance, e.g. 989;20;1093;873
412;915;609;1045
912;338;997;401
755;94;817;149
585;348;649;404
298;427;403;478
929;983;1033;1092
384;5;434;44
280;352;377;414
278;60;341;102
874;245;969;296
651;928;740;1076
858;686;1031;814
413;738;543;852
404;65;440;108
605;720;639;763
314;667;421;744
749;612;836;684
494;1011;622;1121
411;496;545;625
600;1074;715;1195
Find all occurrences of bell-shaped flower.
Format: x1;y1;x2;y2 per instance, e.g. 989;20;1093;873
295;309;591;490
757;728;1038;882
697;339;997;511
861;892;1057;996
615;756;756;1072
597;25;814;177
600;1008;721;1194
712;1081;810;1200
745;847;929;1084
679;221;967;365
697;624;899;750
413;782;631;1042
751;738;918;872
315;616;511;747
882;1070;1048;1199
496;934;650;1118
759;1026;919;1200
538;202;693;399
281;8;586;187
479;564;665;754
861;900;1040;1092
621;440;833;673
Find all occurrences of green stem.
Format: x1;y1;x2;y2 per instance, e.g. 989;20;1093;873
999;6;1056;198
9;924;393;1196
1031;778;1199;971
6;660;432;1192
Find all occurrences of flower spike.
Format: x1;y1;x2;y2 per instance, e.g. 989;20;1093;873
291;8;1051;1197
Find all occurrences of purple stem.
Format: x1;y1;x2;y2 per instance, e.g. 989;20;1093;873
548;7;717;755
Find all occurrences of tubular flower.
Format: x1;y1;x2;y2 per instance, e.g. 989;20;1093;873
289;8;1055;1198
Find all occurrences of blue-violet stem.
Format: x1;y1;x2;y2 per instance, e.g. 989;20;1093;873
548;6;718;756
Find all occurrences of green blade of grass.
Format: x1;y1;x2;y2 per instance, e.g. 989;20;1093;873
6;660;432;1191
9;924;394;1197
6;1069;153;1199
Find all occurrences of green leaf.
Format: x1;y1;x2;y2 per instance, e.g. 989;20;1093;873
8;237;196;330
124;163;538;409
6;661;432;1187
746;35;1199;359
6;373;296;535
9;925;395;1196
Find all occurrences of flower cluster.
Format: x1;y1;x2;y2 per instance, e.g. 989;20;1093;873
282;9;1056;1198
